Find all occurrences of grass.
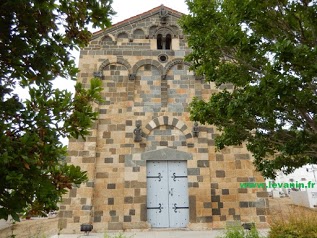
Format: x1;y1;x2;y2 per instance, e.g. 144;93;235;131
268;202;317;238
217;225;265;238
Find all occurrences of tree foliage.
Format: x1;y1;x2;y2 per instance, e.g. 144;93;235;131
0;0;114;220
181;0;317;178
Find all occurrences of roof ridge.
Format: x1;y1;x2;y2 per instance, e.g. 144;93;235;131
92;5;184;35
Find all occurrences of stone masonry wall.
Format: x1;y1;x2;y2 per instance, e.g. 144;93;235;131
58;8;269;234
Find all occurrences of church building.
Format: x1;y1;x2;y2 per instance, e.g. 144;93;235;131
58;5;269;233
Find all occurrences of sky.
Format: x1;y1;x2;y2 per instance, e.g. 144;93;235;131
58;0;189;89
111;0;189;24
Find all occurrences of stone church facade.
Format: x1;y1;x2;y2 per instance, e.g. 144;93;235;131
58;5;269;233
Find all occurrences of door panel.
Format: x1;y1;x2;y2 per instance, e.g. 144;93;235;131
147;160;189;228
146;161;169;227
168;161;189;228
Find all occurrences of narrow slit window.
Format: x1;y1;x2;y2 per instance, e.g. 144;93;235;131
166;34;171;50
157;34;163;49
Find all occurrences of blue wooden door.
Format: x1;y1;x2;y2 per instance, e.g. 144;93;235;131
147;161;189;228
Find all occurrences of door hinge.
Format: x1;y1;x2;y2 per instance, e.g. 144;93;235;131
173;203;189;213
147;203;163;213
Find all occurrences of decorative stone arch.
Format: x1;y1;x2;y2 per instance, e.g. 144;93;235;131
96;58;132;77
170;25;180;35
116;31;129;40
153;26;176;38
101;33;115;42
141;147;192;161
131;59;164;76
148;25;159;38
143;116;194;146
100;34;116;45
132;28;146;39
161;58;193;80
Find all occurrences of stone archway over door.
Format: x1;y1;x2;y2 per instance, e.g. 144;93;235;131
147;160;189;228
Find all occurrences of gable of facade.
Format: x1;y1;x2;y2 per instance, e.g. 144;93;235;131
58;5;269;233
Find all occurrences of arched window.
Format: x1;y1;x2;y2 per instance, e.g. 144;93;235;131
157;34;163;49
157;34;172;50
166;34;171;50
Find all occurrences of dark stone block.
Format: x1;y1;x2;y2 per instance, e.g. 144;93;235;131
203;202;212;208
197;176;204;182
237;177;248;182
229;208;235;215
124;216;131;222
140;204;147;221
222;189;229;195
256;208;267;215
211;183;219;189
80;198;87;204
198;148;208;153
69;188;77;197
212;195;220;202
82;157;95;163
124;196;133;204
163;116;168;125
119;155;125;163
108;198;114;205
220;215;226;221
129;209;135;215
238;188;248;193
216;170;225;178
126;120;132;126
189;195;196;223
96;172;109;178
187;143;194;148
216;154;224;161
259;216;266;222
107;184;116;189
249;177;255;182
160;141;168;146
197;160;209;168
82;205;92;210
109;210;116;216
104;157;113;163
211;189;216;196
133;167;140;172
212;208;221;215
185;133;192;139
188;168;200;175
172;118;179;126
134;195;146;204
235;154;250;160
239;202;249;208
257;191;268;198
102;131;111;138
